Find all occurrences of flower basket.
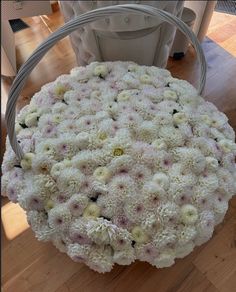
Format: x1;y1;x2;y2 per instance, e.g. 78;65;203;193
2;4;236;273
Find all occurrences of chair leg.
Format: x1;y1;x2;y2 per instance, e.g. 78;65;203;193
1;113;7;174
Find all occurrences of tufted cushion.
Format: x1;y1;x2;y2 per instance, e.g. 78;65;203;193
59;1;184;67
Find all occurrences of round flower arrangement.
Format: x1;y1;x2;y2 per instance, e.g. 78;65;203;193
2;61;236;273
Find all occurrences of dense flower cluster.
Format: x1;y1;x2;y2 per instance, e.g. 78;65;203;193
2;61;236;273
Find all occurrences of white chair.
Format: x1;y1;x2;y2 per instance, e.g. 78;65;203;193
59;1;184;68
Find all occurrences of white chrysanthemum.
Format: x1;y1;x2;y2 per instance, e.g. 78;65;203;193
27;210;47;230
50;161;67;178
153;112;173;126
48;204;72;231
218;139;236;153
221;153;236;173
118;110;143;129
18;187;44;211
27;210;55;241
217;168;236;198
109;175;135;197
152;172;170;190
110;228;132;250
86;218;117;244
34;227;55;242
135;121;158;143
157;202;180;224
30;174;57;198
158;101;181;115
151;138;167;151
192;186;213;210
153;249;175;268
67;243;92;262
212;193;228;221
135;242;159;263
68;217;91;244
63;90;80;105
198;173;219;192
153;227;177;249
57;168;83;195
124;196;148;223
178;123;193;139
175;242;194;258
130;165;152;187
177;225;197;245
35;140;57;158
196;210;215;240
71;65;93;81
169;164;197;188
87;245;113;273
222;123;235;140
32;154;55;174
143;182;165;209
108;155;134;175
67;193;89;217
140;212;160;235
173;147;206;174
75;132;90;150
51;102;67;114
159;126;185;147
97;194;120;219
72;151;98;174
194;211;215;245
205;157;219;171
37;113;53;129
113;247;135;265
189;137;220;158
52;233;71;253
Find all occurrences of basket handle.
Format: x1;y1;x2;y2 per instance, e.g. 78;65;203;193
6;4;207;160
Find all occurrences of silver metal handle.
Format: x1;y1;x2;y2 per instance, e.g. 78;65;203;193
5;4;207;160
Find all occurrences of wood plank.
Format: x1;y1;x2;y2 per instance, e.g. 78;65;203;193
3;244;80;292
175;267;219;292
193;216;236;292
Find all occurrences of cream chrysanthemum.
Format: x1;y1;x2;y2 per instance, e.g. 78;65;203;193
180;204;198;225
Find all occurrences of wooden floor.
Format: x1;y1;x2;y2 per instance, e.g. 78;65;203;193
1;9;236;292
207;11;236;57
